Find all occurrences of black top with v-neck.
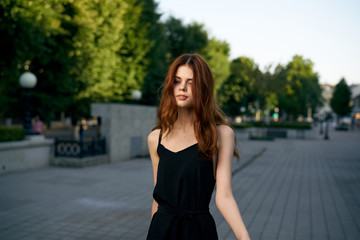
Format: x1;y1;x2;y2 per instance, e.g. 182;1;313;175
146;130;218;240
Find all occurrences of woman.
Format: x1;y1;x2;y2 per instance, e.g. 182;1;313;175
32;115;44;134
146;54;250;240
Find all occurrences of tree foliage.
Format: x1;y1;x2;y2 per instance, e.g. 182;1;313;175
330;78;352;117
217;55;323;120
203;38;231;93
217;57;258;116
164;17;208;64
0;1;327;125
0;0;80;123
254;66;278;113
272;55;323;119
139;0;167;105
74;0;150;102
0;0;157;122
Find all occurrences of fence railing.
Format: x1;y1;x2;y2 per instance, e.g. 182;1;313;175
54;138;106;158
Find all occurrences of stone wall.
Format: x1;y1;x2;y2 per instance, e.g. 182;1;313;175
0;136;53;175
246;127;315;139
91;103;157;162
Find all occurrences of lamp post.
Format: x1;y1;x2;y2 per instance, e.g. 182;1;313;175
265;103;270;125
319;118;324;135
19;72;37;135
324;120;329;140
324;114;330;140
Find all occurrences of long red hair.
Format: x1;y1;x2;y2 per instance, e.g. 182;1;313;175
154;53;239;160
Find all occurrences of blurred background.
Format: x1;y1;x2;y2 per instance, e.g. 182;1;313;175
1;1;360;240
0;0;359;138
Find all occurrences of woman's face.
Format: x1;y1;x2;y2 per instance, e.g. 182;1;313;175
173;65;194;109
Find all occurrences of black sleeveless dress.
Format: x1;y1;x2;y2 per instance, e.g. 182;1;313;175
146;131;218;240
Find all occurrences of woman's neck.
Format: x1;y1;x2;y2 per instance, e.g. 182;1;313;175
174;108;194;132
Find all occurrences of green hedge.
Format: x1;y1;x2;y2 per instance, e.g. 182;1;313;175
249;136;275;141
0;127;26;142
335;126;348;131
233;121;312;130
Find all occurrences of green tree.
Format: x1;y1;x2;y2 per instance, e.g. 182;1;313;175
272;63;300;119
203;38;231;93
273;55;322;120
251;66;278;119
251;66;268;112
217;57;258;116
164;17;208;64
0;0;80;123
0;0;225;124
76;0;150;103
138;0;167;105
1;0;155;123
330;78;352;117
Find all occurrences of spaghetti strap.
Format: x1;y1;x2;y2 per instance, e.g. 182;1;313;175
158;129;162;145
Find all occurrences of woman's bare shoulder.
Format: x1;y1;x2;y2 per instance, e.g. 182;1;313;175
147;128;161;146
217;124;234;139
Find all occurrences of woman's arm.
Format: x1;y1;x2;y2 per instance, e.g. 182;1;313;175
147;129;160;219
215;125;250;240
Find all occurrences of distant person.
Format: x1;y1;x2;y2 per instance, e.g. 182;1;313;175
78;119;87;141
32;115;44;134
146;54;250;240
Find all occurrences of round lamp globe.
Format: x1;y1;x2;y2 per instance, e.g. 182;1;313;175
19;72;37;88
131;90;142;101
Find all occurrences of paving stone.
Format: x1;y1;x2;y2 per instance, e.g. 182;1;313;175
0;126;359;239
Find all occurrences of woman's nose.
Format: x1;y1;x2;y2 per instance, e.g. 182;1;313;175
179;82;187;91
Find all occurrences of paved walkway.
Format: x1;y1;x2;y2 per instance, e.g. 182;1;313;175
1;126;360;240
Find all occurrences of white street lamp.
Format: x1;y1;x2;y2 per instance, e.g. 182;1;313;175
131;90;142;101
19;72;37;88
19;72;37;135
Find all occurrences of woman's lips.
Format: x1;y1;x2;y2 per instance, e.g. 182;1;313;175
177;95;188;100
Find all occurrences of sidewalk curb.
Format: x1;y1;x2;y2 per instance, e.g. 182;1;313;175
232;147;267;176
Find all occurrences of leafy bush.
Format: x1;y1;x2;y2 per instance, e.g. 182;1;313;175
233;121;311;129
335;126;348;131
267;122;311;129
232;122;265;129
249;136;274;141
0;127;26;142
